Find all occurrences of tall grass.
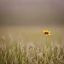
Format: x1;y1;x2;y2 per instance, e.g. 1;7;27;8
0;33;64;64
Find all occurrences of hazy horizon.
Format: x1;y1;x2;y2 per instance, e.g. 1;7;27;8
0;0;64;26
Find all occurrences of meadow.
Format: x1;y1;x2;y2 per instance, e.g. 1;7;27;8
0;26;64;64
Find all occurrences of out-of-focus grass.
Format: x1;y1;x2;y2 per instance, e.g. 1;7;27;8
0;26;64;64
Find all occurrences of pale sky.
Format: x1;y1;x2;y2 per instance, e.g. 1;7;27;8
0;0;64;26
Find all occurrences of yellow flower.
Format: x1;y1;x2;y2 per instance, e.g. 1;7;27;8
43;30;51;36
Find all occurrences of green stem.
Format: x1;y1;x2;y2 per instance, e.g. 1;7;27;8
45;36;48;64
46;36;47;47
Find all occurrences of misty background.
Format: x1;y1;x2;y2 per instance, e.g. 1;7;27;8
0;0;64;26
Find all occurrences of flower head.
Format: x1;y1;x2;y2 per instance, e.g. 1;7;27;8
43;30;51;36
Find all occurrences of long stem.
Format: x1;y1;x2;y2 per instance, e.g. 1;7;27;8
44;36;48;64
46;36;47;46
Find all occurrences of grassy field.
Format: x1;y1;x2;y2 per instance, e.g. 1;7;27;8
0;26;64;64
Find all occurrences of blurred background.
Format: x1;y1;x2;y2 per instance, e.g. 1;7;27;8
0;1;64;64
0;0;64;26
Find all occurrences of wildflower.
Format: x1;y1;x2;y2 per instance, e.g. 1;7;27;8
43;30;51;36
